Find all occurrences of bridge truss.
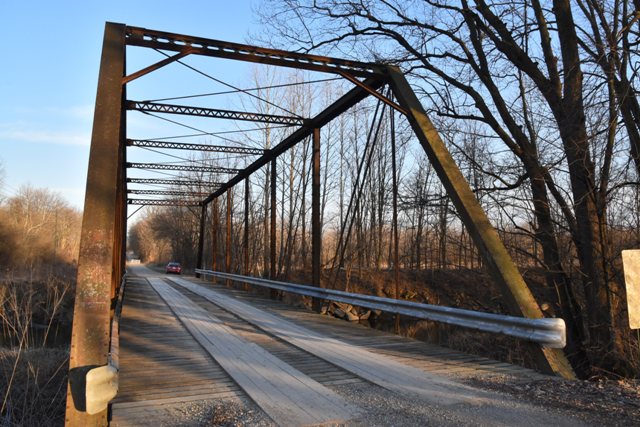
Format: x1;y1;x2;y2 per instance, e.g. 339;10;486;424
66;22;575;425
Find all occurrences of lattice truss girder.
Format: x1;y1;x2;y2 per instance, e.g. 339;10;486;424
127;198;202;206
126;178;222;186
127;139;266;155
127;101;306;126
127;189;209;196
126;162;239;174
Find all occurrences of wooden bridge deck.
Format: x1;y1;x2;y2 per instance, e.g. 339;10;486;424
110;267;550;426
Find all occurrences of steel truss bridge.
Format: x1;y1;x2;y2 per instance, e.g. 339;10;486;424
65;22;576;426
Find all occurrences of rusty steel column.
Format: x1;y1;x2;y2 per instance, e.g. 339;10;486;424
66;22;126;426
243;178;250;290
212;198;218;272
311;128;323;312
226;189;232;287
115;28;128;300
390;109;400;334
386;66;575;379
112;150;124;301
196;203;206;278
270;158;278;298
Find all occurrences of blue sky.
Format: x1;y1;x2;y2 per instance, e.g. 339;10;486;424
0;1;259;208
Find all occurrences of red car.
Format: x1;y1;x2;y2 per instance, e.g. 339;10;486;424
165;262;182;274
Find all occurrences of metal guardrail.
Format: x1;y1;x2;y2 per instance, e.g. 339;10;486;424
195;269;566;348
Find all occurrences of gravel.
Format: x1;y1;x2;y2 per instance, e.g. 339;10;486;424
117;374;639;426
461;375;640;427
113;397;275;427
330;381;595;427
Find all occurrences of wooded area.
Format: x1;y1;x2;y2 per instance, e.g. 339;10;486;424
129;0;640;378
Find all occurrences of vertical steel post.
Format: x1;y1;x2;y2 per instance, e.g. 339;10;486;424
196;203;206;278
212;198;218;272
112;155;124;301
226;189;232;287
66;22;126;426
311;128;323;312
386;66;575;379
115;30;127;301
390;109;400;334
270;158;278;298
243;177;250;290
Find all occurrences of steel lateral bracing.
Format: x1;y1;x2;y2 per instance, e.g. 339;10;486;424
196;270;566;348
126;139;266;155
127;189;210;196
127;198;202;206
126;162;240;174
126;177;223;186
127;101;306;126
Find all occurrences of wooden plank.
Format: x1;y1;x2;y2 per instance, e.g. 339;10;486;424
148;278;358;426
179;279;364;387
112;275;241;418
170;277;497;406
111;392;238;410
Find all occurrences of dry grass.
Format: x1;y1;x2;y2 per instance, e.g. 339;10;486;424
0;347;69;426
0;270;74;426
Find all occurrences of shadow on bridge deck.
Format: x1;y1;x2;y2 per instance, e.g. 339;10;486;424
111;266;551;426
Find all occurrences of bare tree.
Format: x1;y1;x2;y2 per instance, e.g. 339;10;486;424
258;0;638;375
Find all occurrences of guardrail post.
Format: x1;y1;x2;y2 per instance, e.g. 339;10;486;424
386;65;575;379
311;128;323;312
66;22;126;426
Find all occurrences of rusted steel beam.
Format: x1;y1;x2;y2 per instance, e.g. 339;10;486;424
196;204;206;278
202;76;386;204
244;178;250;272
126;162;239;174
270;158;277;298
115;96;127;301
66;22;126;426
226;189;232;287
212;198;219;271
270;160;277;277
338;71;407;115
127;198;202;206
122;48;192;84
127;189;209;197
127;100;306;126
125;26;384;77
126;177;222;186
311;128;322;312
390;107;400;334
243;178;250;290
385;65;576;379
127;139;265;155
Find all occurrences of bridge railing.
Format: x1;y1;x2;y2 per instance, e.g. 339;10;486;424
195;269;566;348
